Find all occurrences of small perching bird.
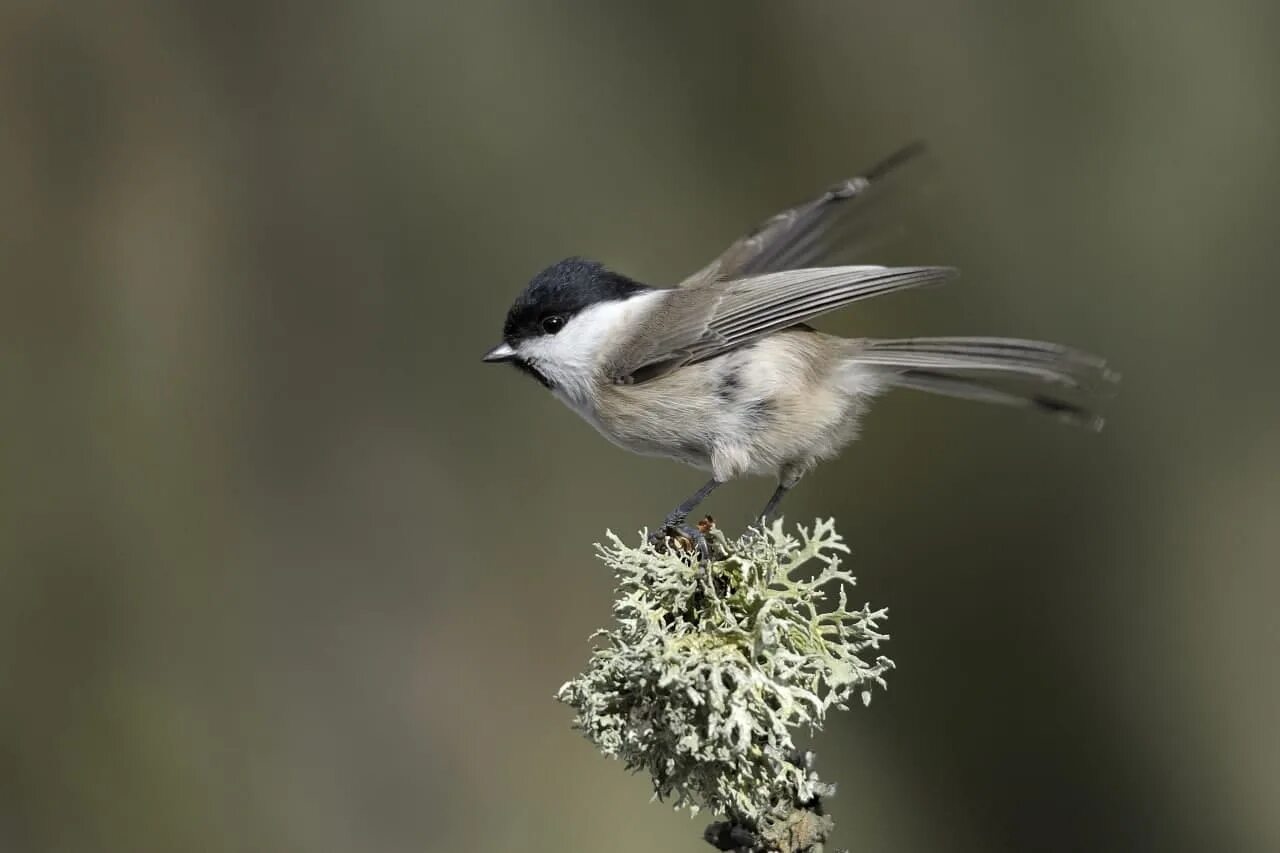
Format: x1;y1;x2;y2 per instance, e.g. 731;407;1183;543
483;145;1114;557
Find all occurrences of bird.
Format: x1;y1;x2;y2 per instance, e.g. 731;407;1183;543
482;144;1113;558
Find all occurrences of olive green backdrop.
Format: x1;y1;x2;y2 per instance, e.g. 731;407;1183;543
3;2;1278;851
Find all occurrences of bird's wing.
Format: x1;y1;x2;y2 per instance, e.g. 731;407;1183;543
605;265;954;384
677;142;927;289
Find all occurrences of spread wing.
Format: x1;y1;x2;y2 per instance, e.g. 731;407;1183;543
606;265;954;384
678;142;927;289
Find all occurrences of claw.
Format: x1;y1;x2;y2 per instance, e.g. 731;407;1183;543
678;524;711;563
647;521;714;564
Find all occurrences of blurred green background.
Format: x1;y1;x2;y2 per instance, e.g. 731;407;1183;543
3;2;1279;851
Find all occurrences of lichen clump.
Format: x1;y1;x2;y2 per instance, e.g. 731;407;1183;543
557;519;893;825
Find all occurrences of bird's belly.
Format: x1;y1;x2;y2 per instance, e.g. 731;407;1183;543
559;335;875;481
586;398;718;470
563;377;720;471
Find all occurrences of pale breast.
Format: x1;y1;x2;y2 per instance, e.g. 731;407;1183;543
588;361;723;471
584;331;876;481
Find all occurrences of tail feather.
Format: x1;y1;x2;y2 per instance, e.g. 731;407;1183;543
853;337;1116;430
890;369;1106;431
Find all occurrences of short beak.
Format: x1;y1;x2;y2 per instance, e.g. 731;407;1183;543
482;342;517;363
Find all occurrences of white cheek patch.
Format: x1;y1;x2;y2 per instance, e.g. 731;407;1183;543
518;291;663;405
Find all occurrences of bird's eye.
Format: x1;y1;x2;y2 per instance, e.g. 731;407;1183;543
540;315;566;335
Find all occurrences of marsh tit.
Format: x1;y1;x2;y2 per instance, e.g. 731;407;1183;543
483;145;1113;556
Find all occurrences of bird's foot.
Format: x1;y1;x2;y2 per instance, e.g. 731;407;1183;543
648;524;710;562
648;516;720;563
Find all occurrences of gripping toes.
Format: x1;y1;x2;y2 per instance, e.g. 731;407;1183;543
648;518;715;563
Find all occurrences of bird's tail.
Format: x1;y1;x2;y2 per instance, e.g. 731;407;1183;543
850;337;1117;430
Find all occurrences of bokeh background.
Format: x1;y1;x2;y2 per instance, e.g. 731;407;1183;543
4;2;1279;851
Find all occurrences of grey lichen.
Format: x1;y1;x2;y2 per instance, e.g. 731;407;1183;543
557;518;893;849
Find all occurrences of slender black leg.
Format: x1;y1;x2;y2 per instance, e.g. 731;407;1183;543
650;478;721;560
756;482;792;526
663;478;721;528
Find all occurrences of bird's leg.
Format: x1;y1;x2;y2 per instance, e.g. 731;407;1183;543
753;464;807;530
649;478;722;559
662;478;722;529
755;482;792;528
